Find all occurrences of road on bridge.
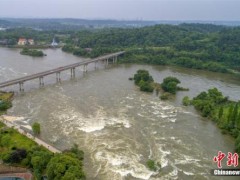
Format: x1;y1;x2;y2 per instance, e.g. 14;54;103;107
0;51;125;90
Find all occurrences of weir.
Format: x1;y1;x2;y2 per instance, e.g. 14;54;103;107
0;51;124;92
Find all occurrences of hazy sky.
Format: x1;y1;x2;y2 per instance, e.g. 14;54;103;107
0;0;239;21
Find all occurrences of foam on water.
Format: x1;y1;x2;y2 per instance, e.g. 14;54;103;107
95;150;155;180
50;103;131;134
169;169;178;177
21;125;32;130
138;113;145;117
158;145;171;168
169;118;176;123
183;171;194;176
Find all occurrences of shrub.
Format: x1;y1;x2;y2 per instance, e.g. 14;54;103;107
146;159;157;171
160;92;171;100
182;96;191;106
32;122;41;135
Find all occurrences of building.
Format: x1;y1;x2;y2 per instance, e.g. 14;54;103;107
28;39;34;45
18;38;27;45
18;38;35;45
51;38;58;47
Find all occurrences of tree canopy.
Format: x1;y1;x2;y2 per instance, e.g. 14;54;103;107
46;153;85;180
133;70;154;92
161;77;181;94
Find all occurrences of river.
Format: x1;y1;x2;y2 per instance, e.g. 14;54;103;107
0;47;240;180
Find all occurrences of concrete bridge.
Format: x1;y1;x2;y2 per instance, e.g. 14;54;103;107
0;51;125;92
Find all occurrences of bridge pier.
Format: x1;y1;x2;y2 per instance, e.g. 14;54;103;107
19;82;24;92
83;64;88;73
105;58;109;67
39;77;44;87
56;72;61;83
113;56;117;63
94;61;98;69
71;68;75;78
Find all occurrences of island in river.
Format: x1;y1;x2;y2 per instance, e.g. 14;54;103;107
20;48;46;57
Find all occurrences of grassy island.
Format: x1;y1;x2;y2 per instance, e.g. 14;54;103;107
20;48;46;57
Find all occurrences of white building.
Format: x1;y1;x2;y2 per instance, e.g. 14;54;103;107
18;38;27;45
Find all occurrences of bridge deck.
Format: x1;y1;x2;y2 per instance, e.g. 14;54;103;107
0;51;124;88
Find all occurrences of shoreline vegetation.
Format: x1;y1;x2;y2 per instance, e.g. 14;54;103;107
20;48;46;57
1;23;240;74
0;91;14;115
59;24;240;74
0;91;85;179
0;45;63;49
183;88;240;156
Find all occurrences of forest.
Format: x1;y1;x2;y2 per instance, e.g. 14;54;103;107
1;23;240;72
63;24;240;73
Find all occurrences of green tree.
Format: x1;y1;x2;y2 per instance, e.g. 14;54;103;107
133;70;154;92
182;96;191;106
30;150;52;175
5;149;27;164
32;122;41;135
231;104;239;128
133;69;153;85
161;76;180;94
46;153;85;180
69;144;84;160
166;81;178;94
218;106;224;120
235;134;240;154
227;105;234;129
0;100;12;111
236;111;240;129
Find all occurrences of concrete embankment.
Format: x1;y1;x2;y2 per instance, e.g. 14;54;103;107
0;115;61;153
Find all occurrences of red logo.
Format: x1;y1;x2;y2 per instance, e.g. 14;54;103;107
213;151;239;168
227;152;239;167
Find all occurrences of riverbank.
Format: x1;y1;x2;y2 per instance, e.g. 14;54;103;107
0;116;85;179
0;91;85;179
0;116;61;153
0;44;63;49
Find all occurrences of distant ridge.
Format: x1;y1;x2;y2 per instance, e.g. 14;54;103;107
0;18;239;31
